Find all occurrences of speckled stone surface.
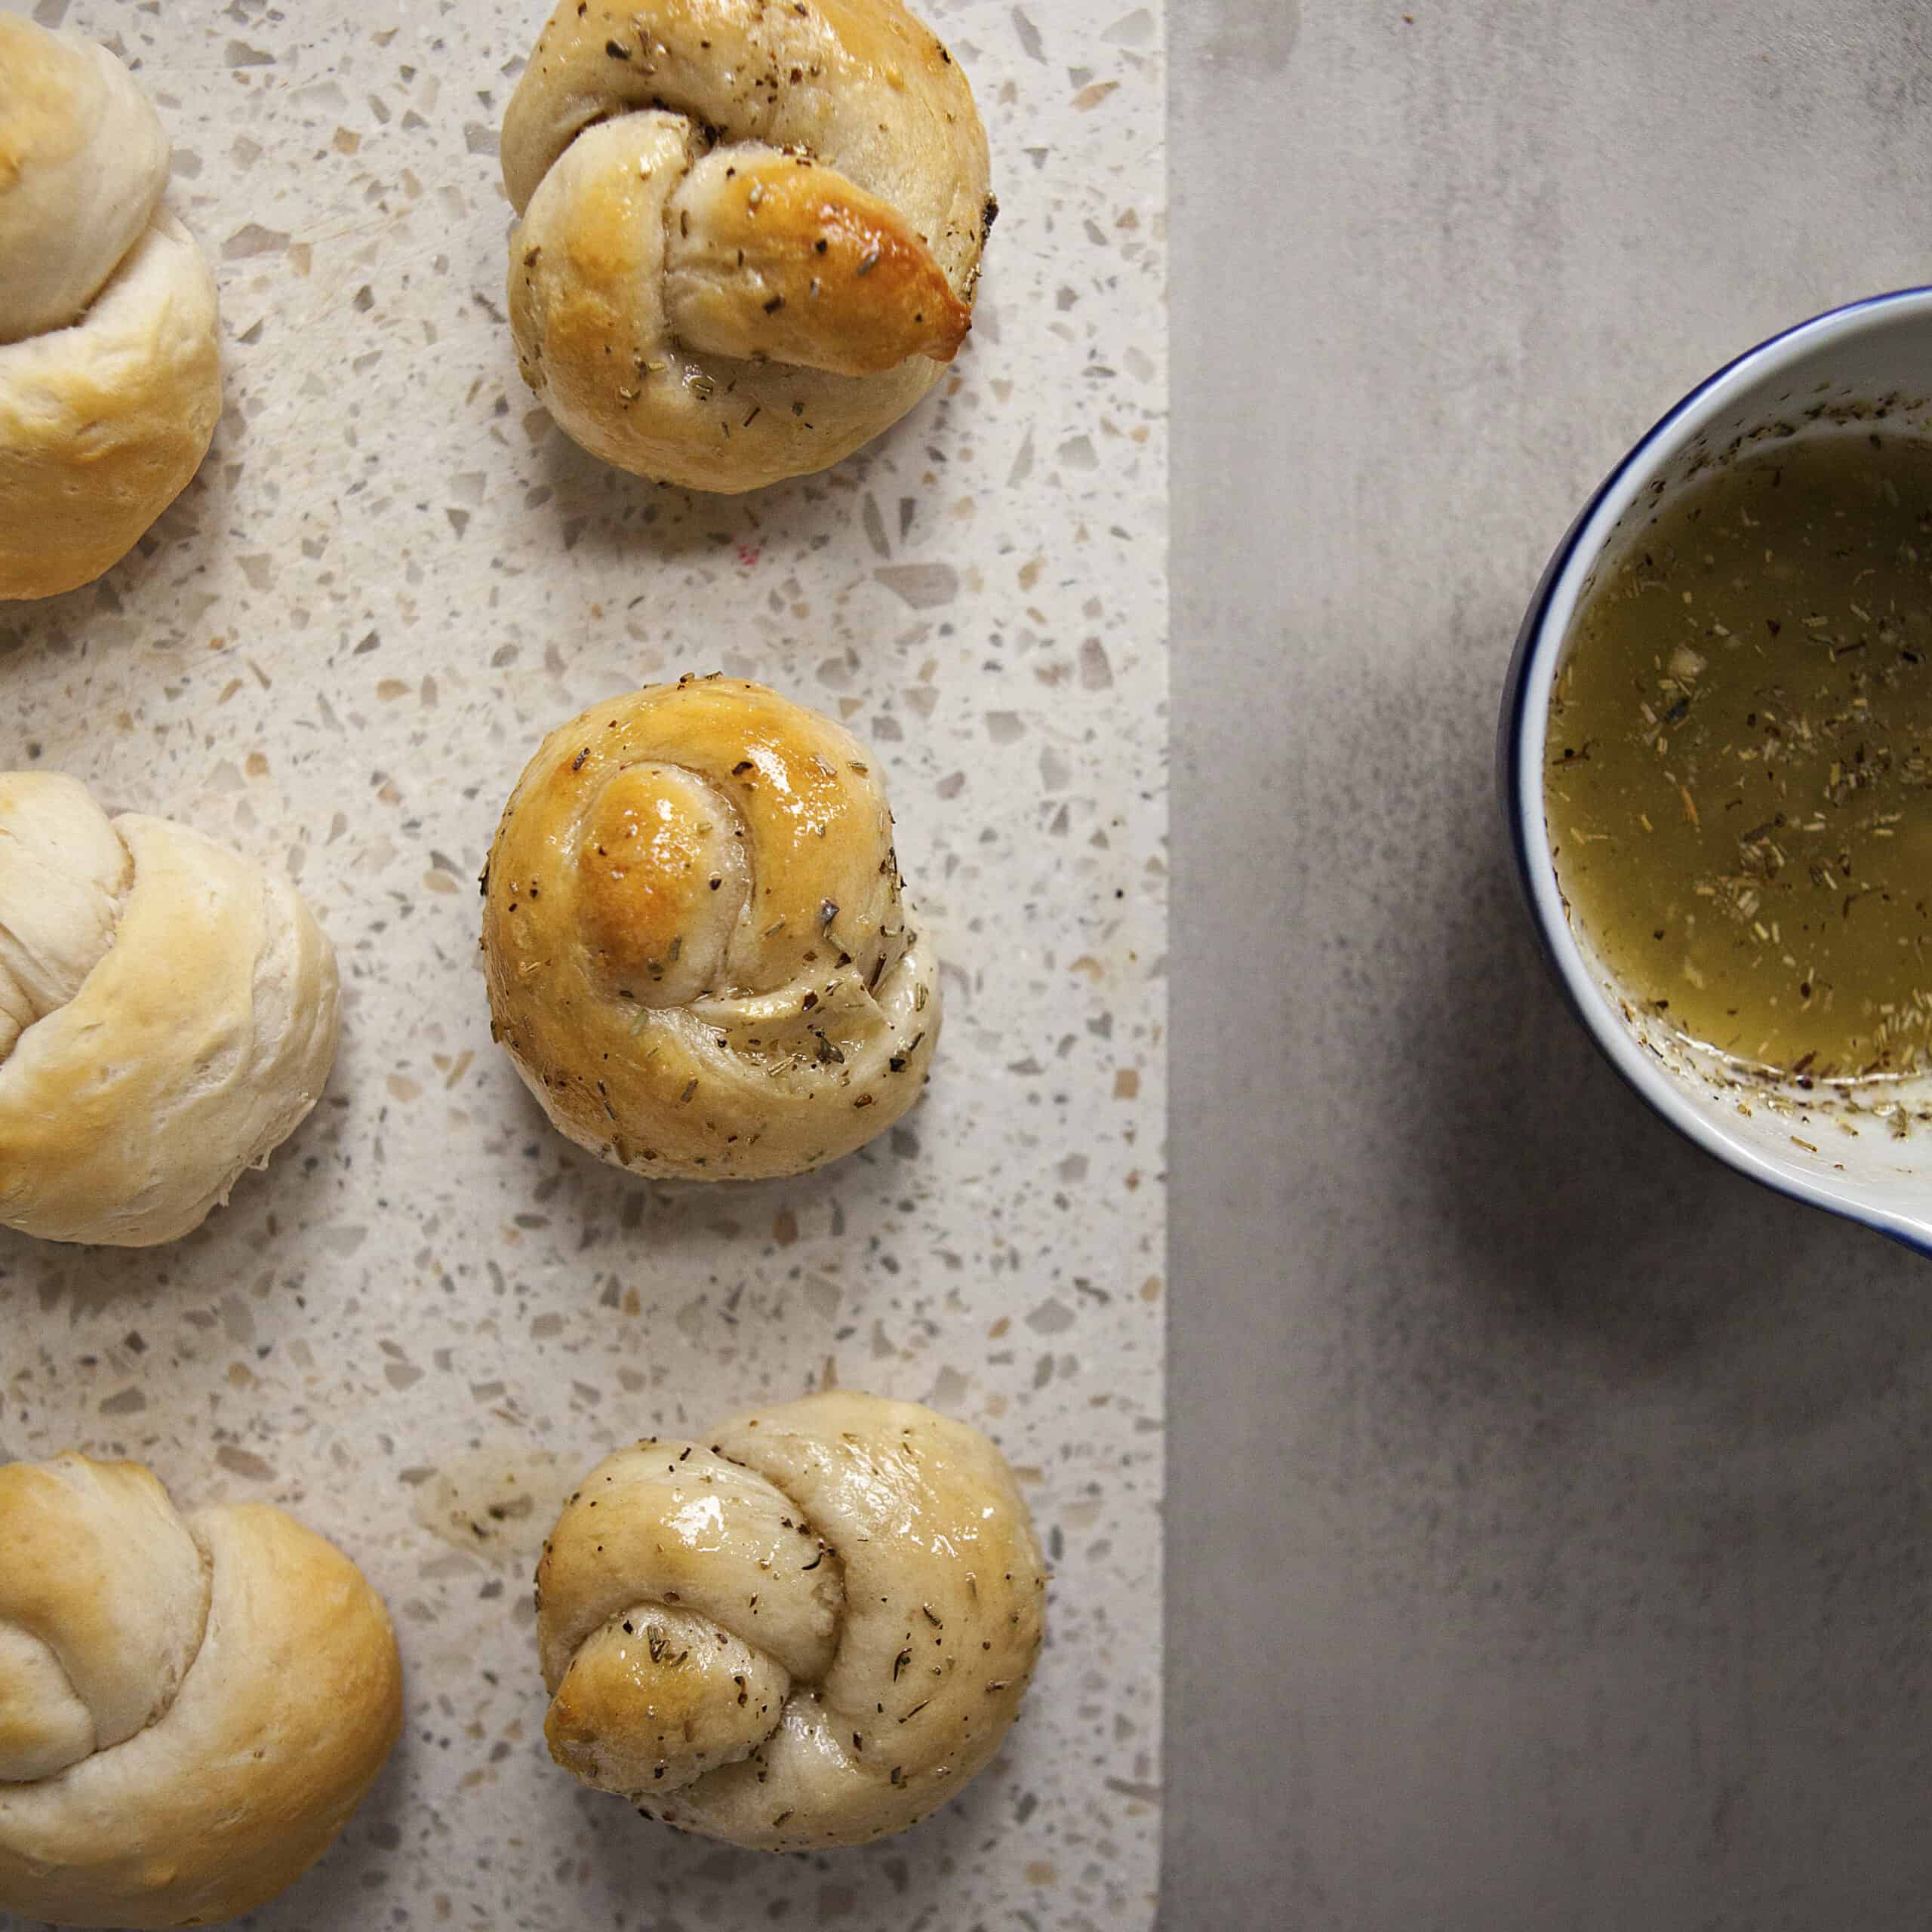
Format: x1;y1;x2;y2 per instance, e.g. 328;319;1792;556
0;1;1165;1925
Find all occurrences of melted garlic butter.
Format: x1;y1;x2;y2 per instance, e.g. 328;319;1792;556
1546;430;1932;1081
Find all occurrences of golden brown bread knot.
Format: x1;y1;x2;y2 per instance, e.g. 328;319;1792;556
0;773;340;1247
535;1392;1047;1850
0;1454;403;1929
500;0;995;491
0;16;220;600
481;677;940;1180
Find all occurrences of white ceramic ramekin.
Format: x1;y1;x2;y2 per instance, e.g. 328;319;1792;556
1500;288;1932;1251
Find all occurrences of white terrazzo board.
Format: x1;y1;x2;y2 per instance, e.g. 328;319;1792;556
0;0;1167;1926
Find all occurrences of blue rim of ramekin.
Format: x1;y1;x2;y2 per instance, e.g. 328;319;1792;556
1498;285;1932;1256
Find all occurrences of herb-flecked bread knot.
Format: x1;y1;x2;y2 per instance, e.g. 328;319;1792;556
535;1392;1047;1850
480;676;940;1180
499;0;995;492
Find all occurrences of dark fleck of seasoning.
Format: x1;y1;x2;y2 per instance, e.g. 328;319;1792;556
572;746;590;771
606;38;630;57
857;248;881;276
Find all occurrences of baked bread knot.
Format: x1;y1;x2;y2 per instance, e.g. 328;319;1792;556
536;1392;1046;1850
0;1453;403;1929
0;773;340;1247
481;677;940;1180
0;16;220;600
501;0;995;492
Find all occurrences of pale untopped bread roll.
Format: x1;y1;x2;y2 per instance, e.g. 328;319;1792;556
501;0;995;492
481;677;940;1180
0;1453;403;1929
536;1392;1046;1850
0;773;340;1246
0;15;220;600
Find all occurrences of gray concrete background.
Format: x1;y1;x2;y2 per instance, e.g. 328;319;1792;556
1169;5;1932;1927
